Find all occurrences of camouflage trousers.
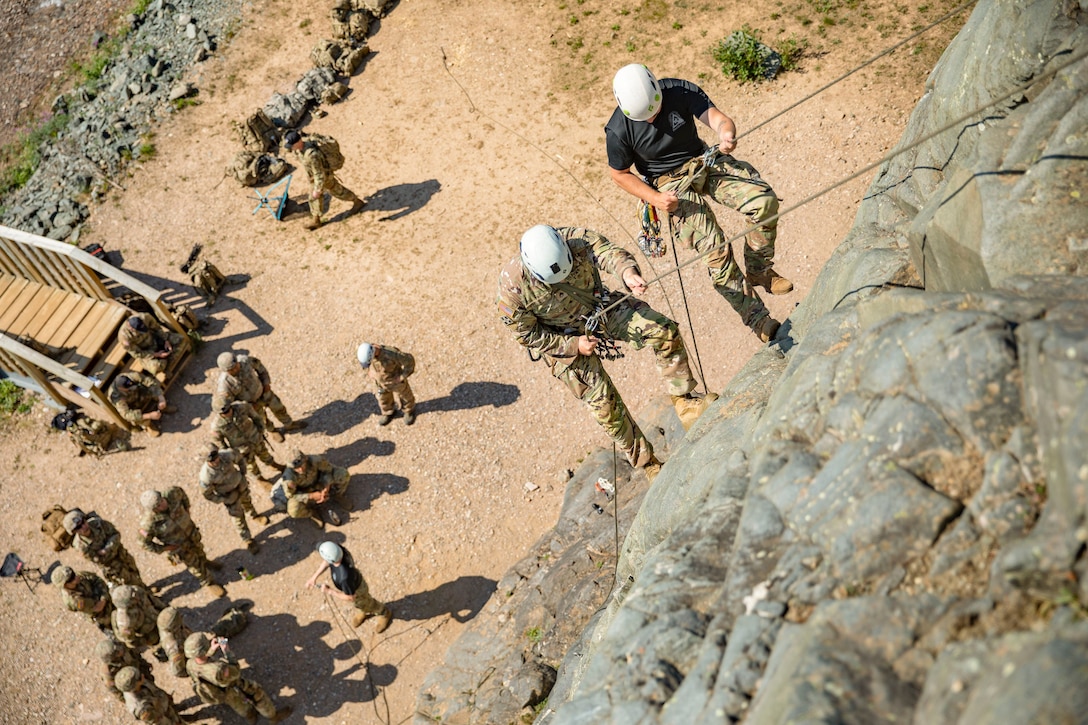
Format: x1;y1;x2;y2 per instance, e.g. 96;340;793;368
223;678;277;720
659;154;780;327
239;439;278;479
157;607;191;678
375;379;415;416
134;331;190;377
550;298;696;466
287;470;349;519
166;533;213;587
256;389;293;427
99;549;146;588
351;575;385;617
223;486;260;543
309;175;357;219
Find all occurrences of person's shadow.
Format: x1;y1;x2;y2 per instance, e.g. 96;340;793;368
416;382;520;415
305;393;381;436
387;575;496;624
362;179;440;221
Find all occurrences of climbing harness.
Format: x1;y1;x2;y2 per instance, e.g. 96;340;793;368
583;300;623;361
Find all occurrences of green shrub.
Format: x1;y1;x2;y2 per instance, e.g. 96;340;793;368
712;26;767;83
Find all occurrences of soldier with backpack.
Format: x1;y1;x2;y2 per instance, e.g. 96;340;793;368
284;130;363;230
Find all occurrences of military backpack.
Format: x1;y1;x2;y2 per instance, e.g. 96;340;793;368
234;109;280;154
309;134;345;171
41;504;73;552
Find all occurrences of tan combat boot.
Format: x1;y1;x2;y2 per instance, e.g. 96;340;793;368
283;419;309;431
748;268;794;295
671;392;719;431
351;609;370;628
252;513;270;527
303;216;323;231
349;197;365;215
754;317;781;343
270;428;285;443
374;606;393;633
206;583;227;598
643;455;663;482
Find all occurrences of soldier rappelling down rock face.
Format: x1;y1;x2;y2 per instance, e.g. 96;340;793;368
137;487;226;598
607;64;791;342
284;129;363;231
497;225;717;481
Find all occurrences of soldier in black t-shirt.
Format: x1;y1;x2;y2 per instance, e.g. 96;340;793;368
606;64;793;342
305;541;393;631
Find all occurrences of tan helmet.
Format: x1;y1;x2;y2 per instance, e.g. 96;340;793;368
62;509;86;534
289;450;307;468
95;635;126;663
115;666;141;692
158;606;183;630
184;632;211;659
140;489;163;511
112;584;137;607
51;565;75;587
216;351;237;371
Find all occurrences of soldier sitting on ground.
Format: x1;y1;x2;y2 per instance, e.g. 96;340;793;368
52;565;114;632
51;406;130;456
184;632;292;724
64;508;146;587
274;449;351;530
108;373;174;438
118;313;190;382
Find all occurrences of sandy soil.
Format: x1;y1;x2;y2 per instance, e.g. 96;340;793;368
0;0;965;722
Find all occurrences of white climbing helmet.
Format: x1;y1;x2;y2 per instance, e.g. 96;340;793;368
318;541;343;564
520;225;572;284
356;343;373;368
613;64;662;121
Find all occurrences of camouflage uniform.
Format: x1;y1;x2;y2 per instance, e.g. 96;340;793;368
116;666;183;725
213;354;298;431
211;401;282;481
138;486;220;592
96;634;155;704
497;226;695;467
199;448;266;547
111;584;167;653
157;606;192;678
55;568;114;631
296;135;360;223
185;634;287;723
118;313;189;379
108;372;166;434
281;452;349;519
68;414;129;456
366;346;416;418
68;511;145;587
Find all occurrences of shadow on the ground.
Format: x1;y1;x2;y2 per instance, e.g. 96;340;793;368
303;393;381;436
363;178;440;221
388;575;496;623
414;381;520;419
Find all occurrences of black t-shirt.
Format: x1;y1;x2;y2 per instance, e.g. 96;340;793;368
605;78;713;179
329;549;362;596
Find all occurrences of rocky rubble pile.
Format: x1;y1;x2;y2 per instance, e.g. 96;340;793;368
0;0;237;242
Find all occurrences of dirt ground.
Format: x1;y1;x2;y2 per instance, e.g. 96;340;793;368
0;0;965;722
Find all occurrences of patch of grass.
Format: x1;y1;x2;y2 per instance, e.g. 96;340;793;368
0;380;32;416
0;112;69;196
525;626;543;643
299;18;311;28
171;97;202;111
777;35;809;71
711;25;767;83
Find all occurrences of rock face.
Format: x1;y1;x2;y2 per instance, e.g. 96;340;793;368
416;0;1088;722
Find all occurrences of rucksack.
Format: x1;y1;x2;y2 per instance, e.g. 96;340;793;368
309;134;344;171
234;109;280;154
41;505;73;552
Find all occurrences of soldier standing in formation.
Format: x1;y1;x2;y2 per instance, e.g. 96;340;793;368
52;565;114;631
117;313;189;382
157;606;192;678
110;584;167;659
607;64;792;342
278;449;351;529
63;508;146;587
137;487;226;598
305;541;393;631
96;634;155;704
108;373;174;437
284;129;363;231
114;665;184;724
497;224;713;481
212;400;285;483
184;632;292;724
213;351;308;442
357;342;417;425
199;444;269;553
